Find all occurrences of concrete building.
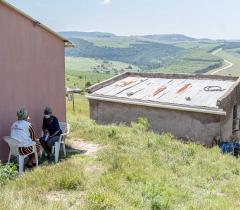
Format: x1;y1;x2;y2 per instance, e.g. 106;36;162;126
88;72;240;146
0;1;72;161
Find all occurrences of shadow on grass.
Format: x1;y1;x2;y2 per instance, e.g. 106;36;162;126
3;145;89;176
64;146;88;159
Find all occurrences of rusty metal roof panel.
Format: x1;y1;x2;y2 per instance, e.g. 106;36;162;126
93;76;236;110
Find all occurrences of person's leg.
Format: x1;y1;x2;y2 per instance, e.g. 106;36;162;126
47;136;60;161
35;141;43;156
31;142;43;165
39;138;51;155
27;154;35;166
47;136;60;153
19;146;34;167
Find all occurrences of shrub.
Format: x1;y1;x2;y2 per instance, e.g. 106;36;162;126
107;128;117;138
0;163;18;185
85;81;92;88
132;117;151;131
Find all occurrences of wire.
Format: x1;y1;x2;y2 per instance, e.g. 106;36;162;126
204;86;225;92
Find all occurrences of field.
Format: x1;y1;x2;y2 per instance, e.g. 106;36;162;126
65;38;183;70
154;48;222;74
66;70;112;89
64;43;225;90
1;96;240;209
62;34;228;74
65;57;141;89
66;57;139;73
84;37;138;48
213;49;240;76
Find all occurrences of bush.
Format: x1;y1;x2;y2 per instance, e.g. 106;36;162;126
85;81;92;88
132;117;151;131
107;128;117;138
0;163;18;185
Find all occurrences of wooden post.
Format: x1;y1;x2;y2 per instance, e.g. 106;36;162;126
72;93;75;112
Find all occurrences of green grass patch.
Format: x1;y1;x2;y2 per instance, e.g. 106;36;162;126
0;163;18;185
154;48;223;74
1;96;240;209
66;57;139;73
65;70;112;89
213;49;240;76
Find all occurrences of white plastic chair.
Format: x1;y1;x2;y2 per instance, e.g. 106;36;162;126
3;136;38;174
53;122;70;163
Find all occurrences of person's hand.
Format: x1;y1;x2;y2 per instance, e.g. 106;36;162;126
44;130;49;135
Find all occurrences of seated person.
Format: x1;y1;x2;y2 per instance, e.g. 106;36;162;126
11;108;42;168
39;107;62;159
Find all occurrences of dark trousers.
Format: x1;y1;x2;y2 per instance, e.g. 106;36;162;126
39;136;60;155
39;138;51;155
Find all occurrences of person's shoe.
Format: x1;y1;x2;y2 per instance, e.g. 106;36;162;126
32;161;43;166
25;164;33;169
49;154;55;163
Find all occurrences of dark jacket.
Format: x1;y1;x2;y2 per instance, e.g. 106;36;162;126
42;116;62;137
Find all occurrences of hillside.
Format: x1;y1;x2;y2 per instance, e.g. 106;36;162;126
1;96;240;209
65;38;184;69
63;32;240;91
142;34;197;42
60;31;116;39
63;32;224;73
60;32;196;42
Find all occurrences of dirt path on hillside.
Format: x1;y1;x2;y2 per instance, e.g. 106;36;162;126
208;48;234;75
67;138;101;157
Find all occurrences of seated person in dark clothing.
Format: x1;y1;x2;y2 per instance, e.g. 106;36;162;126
39;107;62;159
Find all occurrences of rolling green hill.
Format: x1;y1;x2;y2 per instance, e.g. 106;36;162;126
63;32;240;90
63;32;225;73
60;31;116;39
65;38;184;70
142;34;196;42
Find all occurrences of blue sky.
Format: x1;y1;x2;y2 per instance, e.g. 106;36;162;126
7;0;240;39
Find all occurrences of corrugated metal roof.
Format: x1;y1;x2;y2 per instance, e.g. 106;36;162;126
91;76;236;112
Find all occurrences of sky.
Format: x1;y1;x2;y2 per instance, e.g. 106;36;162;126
6;0;240;39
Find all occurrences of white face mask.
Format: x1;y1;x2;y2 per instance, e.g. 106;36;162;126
44;115;51;119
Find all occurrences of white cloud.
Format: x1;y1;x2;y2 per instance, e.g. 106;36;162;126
102;0;112;5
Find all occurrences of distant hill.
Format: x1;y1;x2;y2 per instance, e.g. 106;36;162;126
63;31;225;73
60;32;198;42
65;38;184;69
141;34;196;42
60;31;116;39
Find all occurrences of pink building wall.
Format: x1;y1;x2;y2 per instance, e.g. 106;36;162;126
0;3;66;161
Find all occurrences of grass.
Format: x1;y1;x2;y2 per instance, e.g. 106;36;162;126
65;56;138;89
66;70;112;89
213;49;240;76
155;59;221;74
153;49;222;74
0;95;240;209
65;57;139;73
84;37;138;48
0;163;18;185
